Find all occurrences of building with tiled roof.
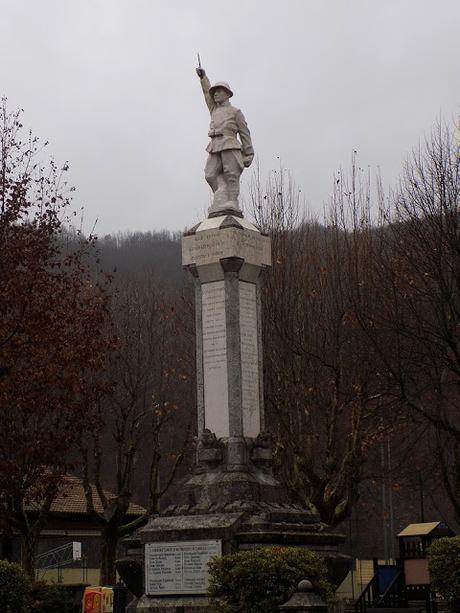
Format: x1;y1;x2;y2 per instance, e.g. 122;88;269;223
7;475;147;585
30;475;146;517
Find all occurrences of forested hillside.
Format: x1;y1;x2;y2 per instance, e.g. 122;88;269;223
90;230;181;283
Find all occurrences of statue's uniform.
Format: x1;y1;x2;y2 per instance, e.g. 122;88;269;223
200;76;254;208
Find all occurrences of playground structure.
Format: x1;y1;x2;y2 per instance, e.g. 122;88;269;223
355;522;454;612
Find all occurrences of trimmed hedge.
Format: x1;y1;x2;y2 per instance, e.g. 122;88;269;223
428;536;460;613
207;546;332;613
0;560;31;613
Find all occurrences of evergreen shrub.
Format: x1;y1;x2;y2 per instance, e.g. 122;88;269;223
428;536;460;613
207;546;332;613
0;560;31;613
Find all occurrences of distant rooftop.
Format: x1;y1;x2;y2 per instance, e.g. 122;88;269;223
398;522;442;537
28;475;146;517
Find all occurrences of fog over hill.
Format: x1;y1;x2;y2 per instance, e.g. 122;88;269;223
95;230;183;285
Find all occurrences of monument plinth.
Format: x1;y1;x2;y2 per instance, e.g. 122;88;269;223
183;215;270;460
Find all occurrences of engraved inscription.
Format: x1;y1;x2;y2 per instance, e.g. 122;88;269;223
145;540;222;595
182;228;271;267
239;282;260;437
186;232;228;262
202;281;229;437
235;231;265;262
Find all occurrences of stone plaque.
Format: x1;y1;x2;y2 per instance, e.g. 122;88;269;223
182;227;271;268
145;540;222;595
202;281;229;437
239;282;260;436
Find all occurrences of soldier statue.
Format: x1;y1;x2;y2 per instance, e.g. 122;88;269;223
196;63;254;216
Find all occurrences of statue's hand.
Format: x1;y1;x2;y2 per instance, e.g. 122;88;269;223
196;68;206;78
243;154;254;168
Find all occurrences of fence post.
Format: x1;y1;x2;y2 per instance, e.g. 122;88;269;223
113;582;127;613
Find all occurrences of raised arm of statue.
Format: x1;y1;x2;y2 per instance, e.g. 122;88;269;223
196;68;214;113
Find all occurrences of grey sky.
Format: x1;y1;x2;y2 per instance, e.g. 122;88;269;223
1;0;459;235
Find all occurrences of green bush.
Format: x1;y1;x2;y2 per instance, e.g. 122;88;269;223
428;536;460;612
31;583;74;613
0;560;31;613
207;546;332;613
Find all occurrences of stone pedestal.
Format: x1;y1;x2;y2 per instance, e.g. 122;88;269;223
182;214;271;449
117;213;350;612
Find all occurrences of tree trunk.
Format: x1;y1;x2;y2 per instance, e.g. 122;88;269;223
1;526;14;562
100;526;119;585
22;534;36;580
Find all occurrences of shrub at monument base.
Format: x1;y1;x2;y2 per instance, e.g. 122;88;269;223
31;582;74;613
0;560;32;613
428;536;460;612
207;546;332;613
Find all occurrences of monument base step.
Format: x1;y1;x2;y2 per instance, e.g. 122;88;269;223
365;609;424;612
130;594;215;613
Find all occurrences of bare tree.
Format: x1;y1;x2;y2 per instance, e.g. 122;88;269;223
355;121;460;522
250;164;396;526
79;276;193;584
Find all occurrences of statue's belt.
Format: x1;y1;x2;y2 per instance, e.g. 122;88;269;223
208;130;235;138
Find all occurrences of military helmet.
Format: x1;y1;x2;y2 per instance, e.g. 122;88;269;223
209;81;233;98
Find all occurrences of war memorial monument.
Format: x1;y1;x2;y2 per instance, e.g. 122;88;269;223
118;65;348;612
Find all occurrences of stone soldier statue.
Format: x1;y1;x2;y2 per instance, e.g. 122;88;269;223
196;64;254;216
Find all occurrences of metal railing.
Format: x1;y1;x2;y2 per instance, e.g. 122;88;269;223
35;541;82;582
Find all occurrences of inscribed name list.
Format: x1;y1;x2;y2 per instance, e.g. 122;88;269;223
202;281;229;437
239;281;260;436
145;540;222;595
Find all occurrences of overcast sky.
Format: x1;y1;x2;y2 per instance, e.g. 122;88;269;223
1;0;459;235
